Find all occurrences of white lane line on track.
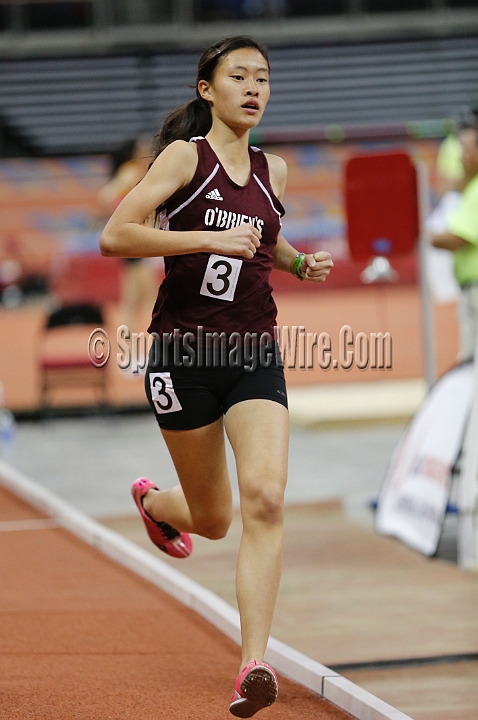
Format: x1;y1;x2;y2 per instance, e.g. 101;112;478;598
0;518;59;532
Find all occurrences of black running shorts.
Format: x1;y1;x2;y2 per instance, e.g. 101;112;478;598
144;339;288;431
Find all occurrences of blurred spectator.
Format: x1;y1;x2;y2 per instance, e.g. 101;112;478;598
431;108;478;361
425;131;463;305
98;135;152;218
436;133;465;193
98;135;158;336
0;258;22;307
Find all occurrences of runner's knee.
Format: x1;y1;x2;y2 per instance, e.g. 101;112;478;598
193;509;232;540
241;483;284;525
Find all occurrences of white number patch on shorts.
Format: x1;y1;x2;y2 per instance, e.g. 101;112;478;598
200;254;243;302
149;372;182;415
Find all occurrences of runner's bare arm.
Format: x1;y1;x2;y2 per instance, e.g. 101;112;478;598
431;231;468;250
100;140;260;260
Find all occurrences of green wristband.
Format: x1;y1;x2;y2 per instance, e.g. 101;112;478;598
290;252;306;280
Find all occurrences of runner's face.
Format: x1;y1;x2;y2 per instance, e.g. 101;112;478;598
199;48;270;131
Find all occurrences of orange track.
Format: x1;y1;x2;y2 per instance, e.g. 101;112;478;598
0;487;351;720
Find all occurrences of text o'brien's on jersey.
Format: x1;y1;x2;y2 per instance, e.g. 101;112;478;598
204;206;264;233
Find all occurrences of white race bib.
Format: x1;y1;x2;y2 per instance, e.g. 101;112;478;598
200;254;243;302
149;372;182;414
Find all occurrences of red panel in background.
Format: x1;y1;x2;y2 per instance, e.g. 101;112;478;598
345;151;419;261
51;254;166;305
52;254;122;304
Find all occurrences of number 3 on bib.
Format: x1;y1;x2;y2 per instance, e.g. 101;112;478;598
200;254;243;302
149;372;182;415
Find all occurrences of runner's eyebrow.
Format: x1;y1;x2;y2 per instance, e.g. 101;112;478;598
230;65;269;74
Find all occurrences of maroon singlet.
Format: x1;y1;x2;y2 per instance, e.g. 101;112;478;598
148;137;285;340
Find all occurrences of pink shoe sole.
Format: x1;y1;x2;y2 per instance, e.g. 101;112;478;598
229;661;278;718
131;477;192;559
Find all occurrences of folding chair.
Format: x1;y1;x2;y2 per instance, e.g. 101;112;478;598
39;303;108;412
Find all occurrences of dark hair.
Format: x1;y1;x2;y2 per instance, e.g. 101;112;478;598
154;36;269;157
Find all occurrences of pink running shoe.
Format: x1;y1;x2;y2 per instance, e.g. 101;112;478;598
229;660;278;718
131;477;192;559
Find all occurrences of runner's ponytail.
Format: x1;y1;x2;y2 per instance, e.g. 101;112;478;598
155;96;212;156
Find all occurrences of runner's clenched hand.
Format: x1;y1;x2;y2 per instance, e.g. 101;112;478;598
299;251;334;282
211;223;261;259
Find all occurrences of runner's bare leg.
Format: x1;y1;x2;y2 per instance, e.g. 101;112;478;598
143;416;233;540
225;399;289;668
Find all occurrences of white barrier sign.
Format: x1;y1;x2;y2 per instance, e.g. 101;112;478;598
376;363;475;555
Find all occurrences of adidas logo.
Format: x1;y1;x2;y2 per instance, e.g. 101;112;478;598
205;188;223;201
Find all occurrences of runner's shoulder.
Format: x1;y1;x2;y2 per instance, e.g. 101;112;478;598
264;152;287;200
264;152;287;175
150;140;198;188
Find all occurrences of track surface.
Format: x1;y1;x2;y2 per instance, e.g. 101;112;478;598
0;487;351;720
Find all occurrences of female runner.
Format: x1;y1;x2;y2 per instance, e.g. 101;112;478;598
97;135;158;336
100;36;333;718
